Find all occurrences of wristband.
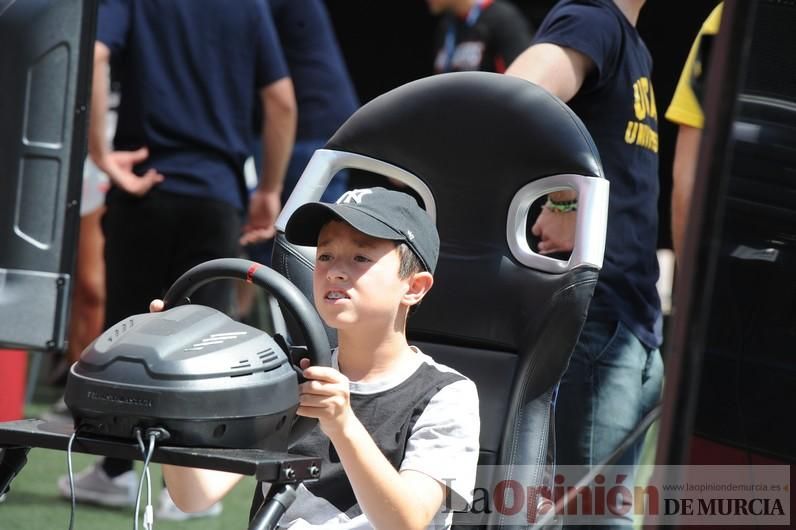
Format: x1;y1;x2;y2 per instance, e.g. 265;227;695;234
544;197;578;213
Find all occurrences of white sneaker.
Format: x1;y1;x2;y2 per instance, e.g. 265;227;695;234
57;462;137;507
156;488;222;521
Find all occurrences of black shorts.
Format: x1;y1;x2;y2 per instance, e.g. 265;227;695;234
102;187;242;329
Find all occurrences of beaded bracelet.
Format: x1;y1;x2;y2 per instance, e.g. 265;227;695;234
544;197;578;213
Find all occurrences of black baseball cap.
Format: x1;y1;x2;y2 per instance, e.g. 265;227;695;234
285;187;439;273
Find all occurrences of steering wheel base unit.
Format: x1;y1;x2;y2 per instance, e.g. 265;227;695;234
64;258;332;451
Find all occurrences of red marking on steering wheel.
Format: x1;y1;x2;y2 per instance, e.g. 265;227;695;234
246;263;261;283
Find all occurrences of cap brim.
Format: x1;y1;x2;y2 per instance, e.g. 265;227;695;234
285;203;404;246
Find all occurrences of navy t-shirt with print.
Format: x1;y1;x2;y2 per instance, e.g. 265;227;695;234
534;0;662;347
97;0;289;210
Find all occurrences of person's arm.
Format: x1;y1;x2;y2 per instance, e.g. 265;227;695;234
507;42;592;204
299;361;446;530
240;77;297;245
88;42;111;168
506;44;594;252
89;42;163;197
666;6;721;260
671;124;702;260
506;42;594;104
258;77;297;194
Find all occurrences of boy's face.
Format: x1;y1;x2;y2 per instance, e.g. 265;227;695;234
313;221;413;331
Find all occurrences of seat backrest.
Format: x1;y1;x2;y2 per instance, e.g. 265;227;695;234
272;72;608;527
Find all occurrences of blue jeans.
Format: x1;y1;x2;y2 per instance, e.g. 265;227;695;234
555;319;663;527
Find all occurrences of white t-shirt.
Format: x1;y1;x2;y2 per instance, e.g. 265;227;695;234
252;347;480;529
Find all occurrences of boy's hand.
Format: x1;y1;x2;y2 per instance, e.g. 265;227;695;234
149;299;165;313
297;358;354;437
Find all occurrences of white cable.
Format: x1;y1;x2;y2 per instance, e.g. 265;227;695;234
134;430;157;530
134;429;145;530
66;430;79;530
143;434;156;530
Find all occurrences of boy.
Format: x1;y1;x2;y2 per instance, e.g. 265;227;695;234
161;187;480;529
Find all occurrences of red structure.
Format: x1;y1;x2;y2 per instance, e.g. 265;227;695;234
0;350;27;421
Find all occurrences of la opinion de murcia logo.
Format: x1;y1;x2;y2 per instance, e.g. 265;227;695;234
336;189;373;205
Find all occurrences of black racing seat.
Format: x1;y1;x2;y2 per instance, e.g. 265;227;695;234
271;72;608;528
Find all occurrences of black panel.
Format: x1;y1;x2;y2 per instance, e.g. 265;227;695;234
0;0;97;351
689;0;796;462
743;0;796;104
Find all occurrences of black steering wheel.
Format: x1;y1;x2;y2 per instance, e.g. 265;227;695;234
162;258;331;445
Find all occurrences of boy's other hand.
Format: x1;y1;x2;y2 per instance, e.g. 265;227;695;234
149;299;165;313
297;358;354;437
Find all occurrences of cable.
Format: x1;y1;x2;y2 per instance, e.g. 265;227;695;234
134;429;157;530
134;429;156;530
66;429;80;530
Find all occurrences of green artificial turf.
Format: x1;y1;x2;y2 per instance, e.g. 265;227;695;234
0;385;258;530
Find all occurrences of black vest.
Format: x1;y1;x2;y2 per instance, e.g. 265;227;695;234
249;362;465;519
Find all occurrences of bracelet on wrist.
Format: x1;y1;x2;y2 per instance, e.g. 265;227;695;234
544;197;578;213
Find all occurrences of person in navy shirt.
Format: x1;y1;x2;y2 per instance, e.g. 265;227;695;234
507;1;664;526
269;0;359;169
245;0;359;271
57;0;296;519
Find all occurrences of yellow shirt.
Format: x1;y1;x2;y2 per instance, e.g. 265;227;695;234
665;3;723;129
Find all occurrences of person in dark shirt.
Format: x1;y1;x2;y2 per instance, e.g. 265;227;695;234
269;0;359;199
507;1;664;526
245;0;359;271
429;0;533;73
57;0;296;519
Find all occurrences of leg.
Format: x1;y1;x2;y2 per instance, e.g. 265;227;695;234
590;322;656;467
103;189;174;327
66;207;106;363
155;193;238;520
100;190;176;479
168;194;242;315
555;319;662;528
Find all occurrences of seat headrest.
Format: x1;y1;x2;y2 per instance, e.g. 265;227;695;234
324;72;603;245
274;72;609;350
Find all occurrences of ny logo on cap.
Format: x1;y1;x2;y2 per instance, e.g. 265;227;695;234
336;189;373;205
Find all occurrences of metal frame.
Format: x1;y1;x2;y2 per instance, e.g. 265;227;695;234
506;174;609;273
277;150;609;274
276;149;437;232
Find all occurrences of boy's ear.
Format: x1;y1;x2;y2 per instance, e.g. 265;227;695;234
402;271;434;307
